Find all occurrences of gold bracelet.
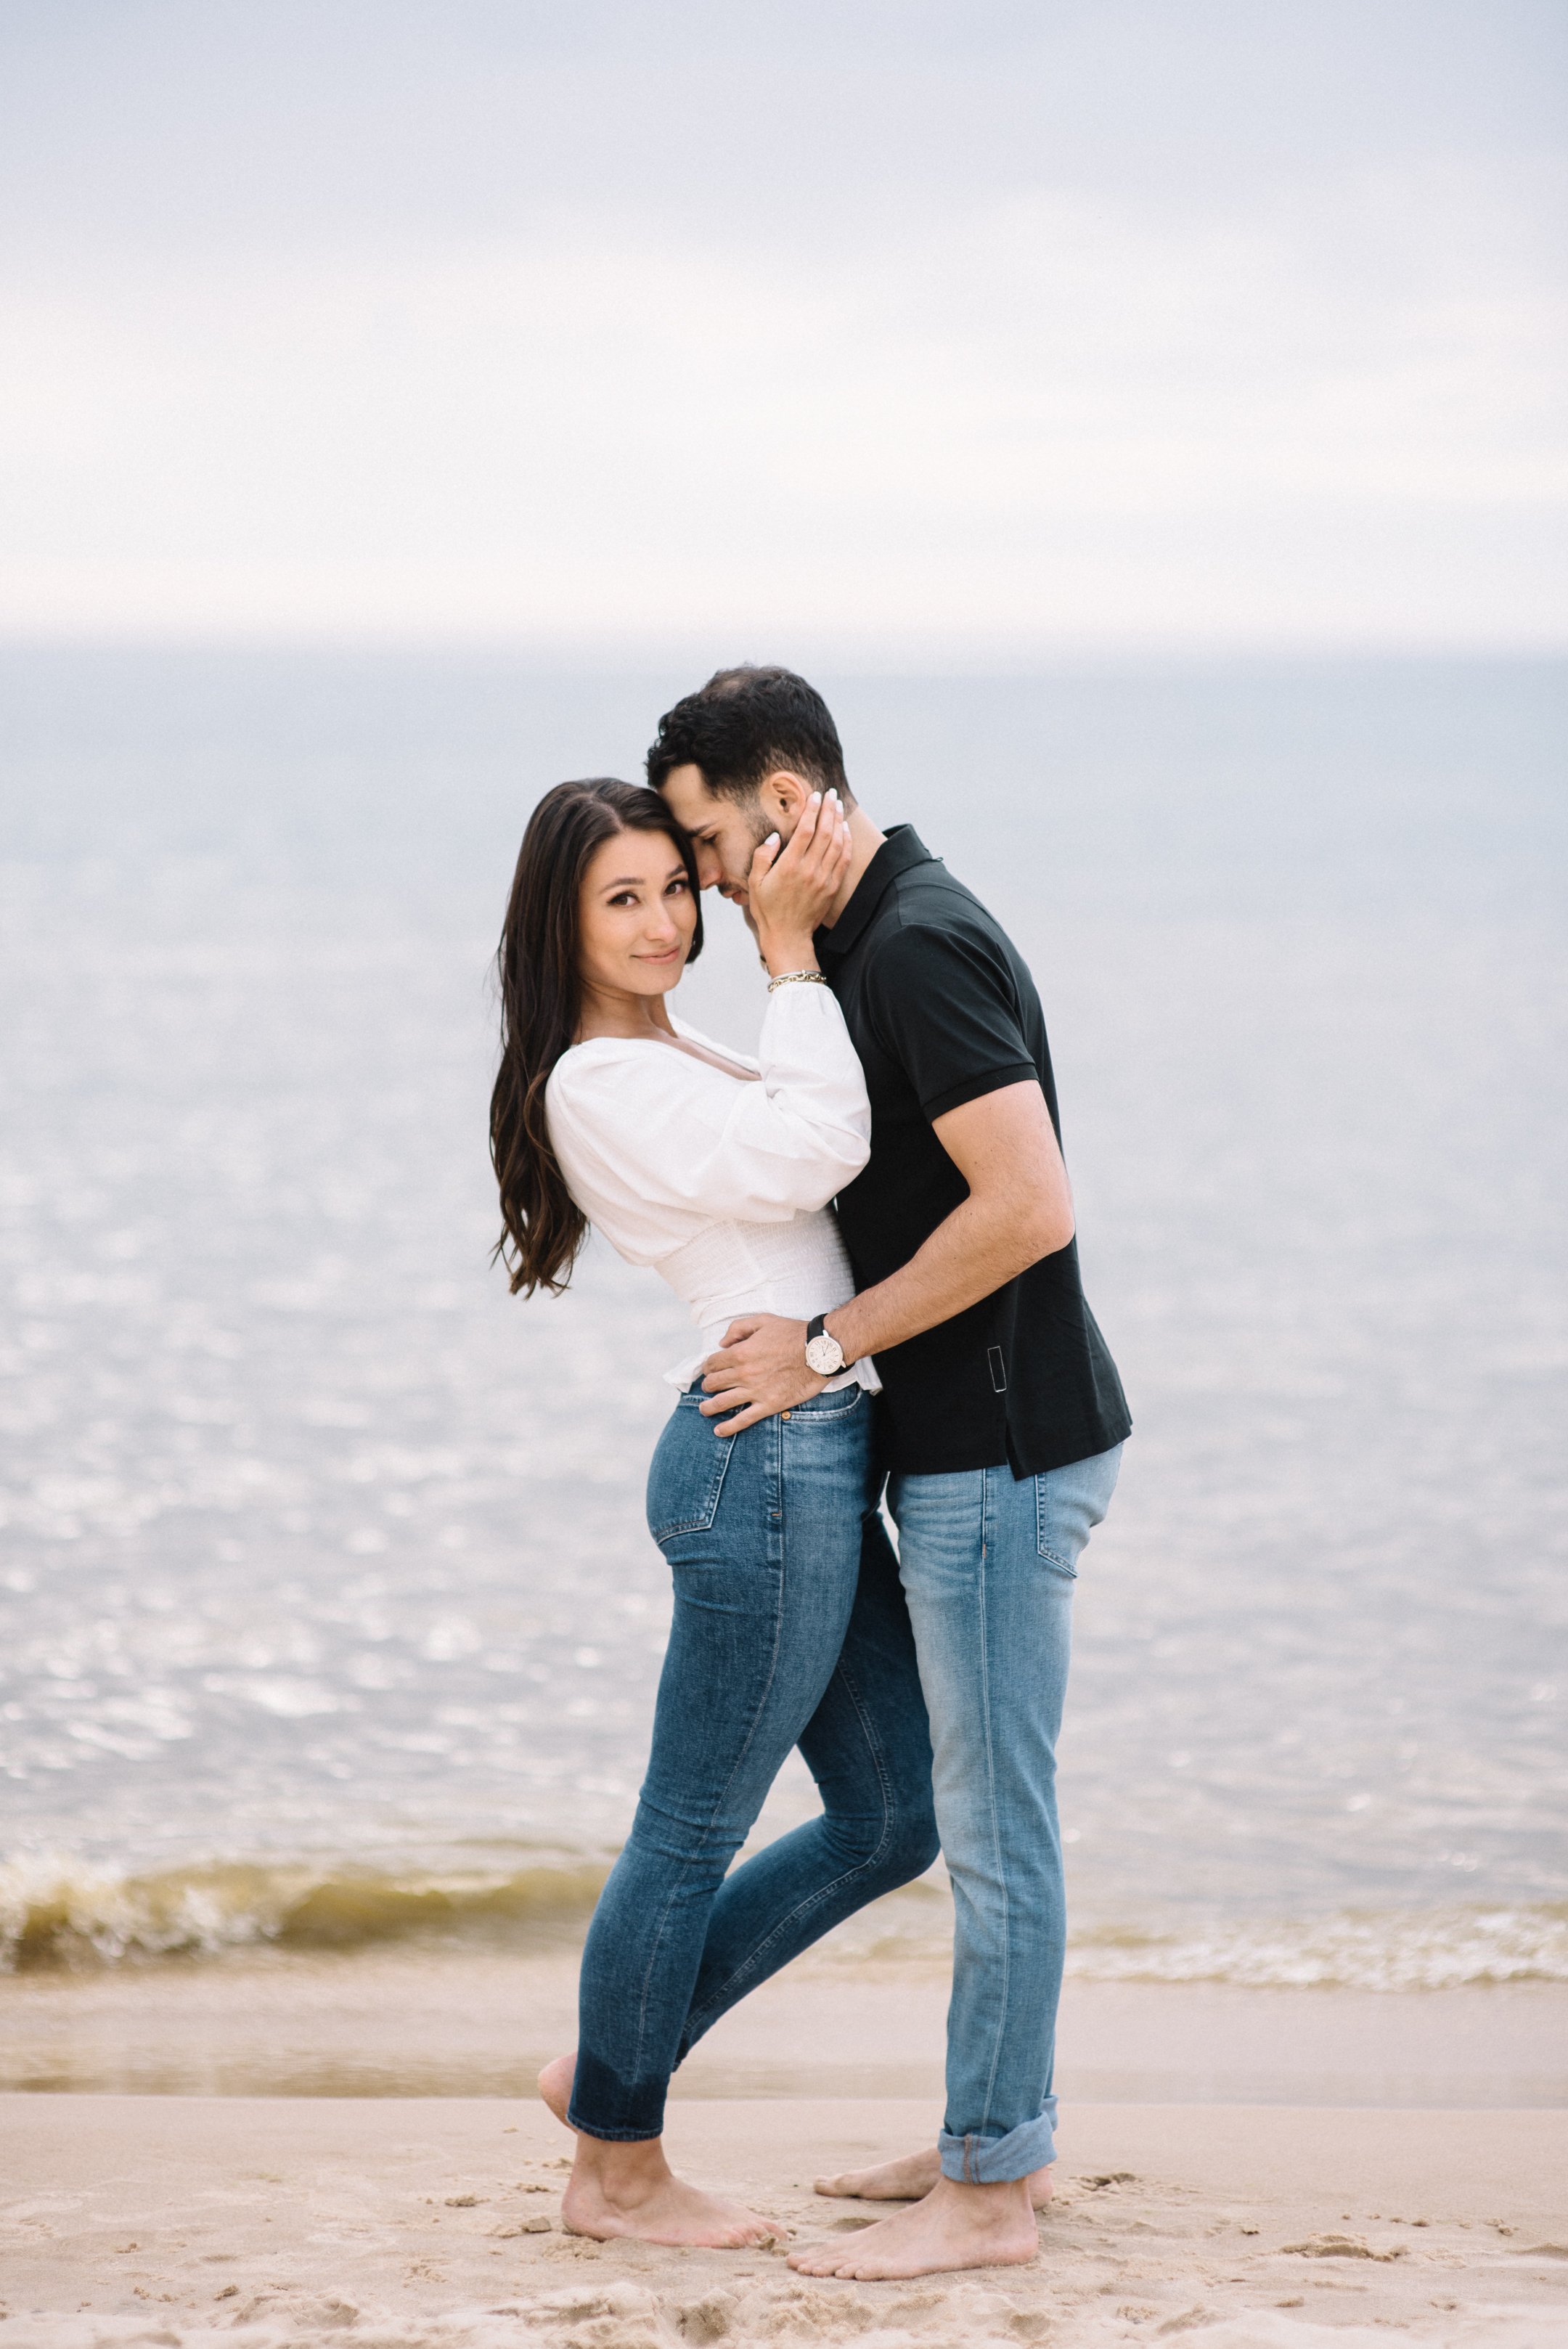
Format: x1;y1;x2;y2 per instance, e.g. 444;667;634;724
766;969;828;993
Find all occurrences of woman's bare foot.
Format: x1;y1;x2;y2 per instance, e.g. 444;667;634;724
536;2056;776;2250
815;2145;1053;2211
563;2144;778;2248
789;2174;1038;2279
537;2051;575;2128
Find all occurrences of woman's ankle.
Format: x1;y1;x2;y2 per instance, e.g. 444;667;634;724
571;2131;670;2189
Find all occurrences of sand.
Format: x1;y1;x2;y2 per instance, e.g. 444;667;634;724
3;2092;1566;2349
4;1950;1564;2106
4;1961;1564;2345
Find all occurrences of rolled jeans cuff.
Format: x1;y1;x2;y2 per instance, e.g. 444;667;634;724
939;2104;1057;2185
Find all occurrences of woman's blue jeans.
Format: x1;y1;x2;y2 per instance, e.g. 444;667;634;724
569;1382;939;2141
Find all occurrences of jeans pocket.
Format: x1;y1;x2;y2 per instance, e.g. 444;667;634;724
1035;1444;1123;1576
1034;1486;1080;1577
786;1384;865;1421
647;1402;735;1544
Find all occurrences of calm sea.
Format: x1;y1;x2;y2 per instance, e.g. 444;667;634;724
1;650;1564;1992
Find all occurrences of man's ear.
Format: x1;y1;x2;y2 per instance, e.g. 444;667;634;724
760;769;812;829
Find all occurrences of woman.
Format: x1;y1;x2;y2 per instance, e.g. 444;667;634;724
490;777;936;2247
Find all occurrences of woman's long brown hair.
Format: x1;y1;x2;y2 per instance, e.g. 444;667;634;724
490;777;703;1296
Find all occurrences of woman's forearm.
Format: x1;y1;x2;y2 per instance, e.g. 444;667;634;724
754;924;821;978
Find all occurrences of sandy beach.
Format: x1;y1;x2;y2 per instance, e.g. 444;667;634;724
4;2090;1566;2349
3;1961;1566;2348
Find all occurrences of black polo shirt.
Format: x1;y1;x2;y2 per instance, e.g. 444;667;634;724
815;826;1131;1479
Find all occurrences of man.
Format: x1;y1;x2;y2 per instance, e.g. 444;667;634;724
651;666;1131;2281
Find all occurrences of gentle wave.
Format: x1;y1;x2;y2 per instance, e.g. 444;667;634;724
0;1855;611;1970
4;1854;1566;1989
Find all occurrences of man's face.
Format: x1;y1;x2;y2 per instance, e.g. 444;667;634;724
658;763;776;913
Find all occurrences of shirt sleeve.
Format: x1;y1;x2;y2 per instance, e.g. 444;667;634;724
862;919;1040;1123
547;981;871;1230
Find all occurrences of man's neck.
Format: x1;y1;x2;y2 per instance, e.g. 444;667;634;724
820;806;886;929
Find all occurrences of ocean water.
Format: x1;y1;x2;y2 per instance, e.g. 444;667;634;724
1;650;1565;1993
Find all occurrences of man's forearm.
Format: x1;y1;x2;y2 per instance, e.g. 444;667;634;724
699;1081;1074;1433
825;1191;1066;1365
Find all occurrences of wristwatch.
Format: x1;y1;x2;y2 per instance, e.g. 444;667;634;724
804;1314;848;1378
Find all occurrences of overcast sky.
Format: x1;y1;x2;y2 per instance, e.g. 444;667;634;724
1;1;1564;654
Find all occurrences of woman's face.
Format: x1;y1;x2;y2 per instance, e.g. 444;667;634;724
576;826;698;1001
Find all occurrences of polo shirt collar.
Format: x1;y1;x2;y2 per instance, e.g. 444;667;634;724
815;825;936;964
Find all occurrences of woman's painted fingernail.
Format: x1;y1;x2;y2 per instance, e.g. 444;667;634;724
764;833;780;849
809;791;822;804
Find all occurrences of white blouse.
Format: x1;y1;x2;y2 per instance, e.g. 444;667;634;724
544;982;878;1393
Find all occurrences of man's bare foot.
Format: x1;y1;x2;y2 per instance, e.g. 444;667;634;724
815;2144;1053;2211
536;2055;775;2250
788;2174;1037;2279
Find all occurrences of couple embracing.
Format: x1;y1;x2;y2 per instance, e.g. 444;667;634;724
489;666;1130;2280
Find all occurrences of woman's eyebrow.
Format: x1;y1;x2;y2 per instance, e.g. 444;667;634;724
600;862;687;891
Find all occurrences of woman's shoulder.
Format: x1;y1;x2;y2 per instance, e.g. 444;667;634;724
547;1034;658;1098
545;1031;723;1125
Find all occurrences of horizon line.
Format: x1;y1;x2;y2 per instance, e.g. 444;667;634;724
1;629;1564;675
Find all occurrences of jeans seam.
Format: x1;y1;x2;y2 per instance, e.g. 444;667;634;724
976;1464;1009;2139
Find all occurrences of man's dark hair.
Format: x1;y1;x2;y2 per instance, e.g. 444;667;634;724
646;665;852;804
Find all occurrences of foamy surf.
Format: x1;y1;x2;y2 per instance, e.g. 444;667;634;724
1062;1905;1568;1992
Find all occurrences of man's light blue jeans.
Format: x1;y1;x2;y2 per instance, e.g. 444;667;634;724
887;1442;1123;2184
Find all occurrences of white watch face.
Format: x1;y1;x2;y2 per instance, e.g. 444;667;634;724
805;1334;844;1376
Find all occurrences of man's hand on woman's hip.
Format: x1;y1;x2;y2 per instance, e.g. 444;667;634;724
699;1316;830;1434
